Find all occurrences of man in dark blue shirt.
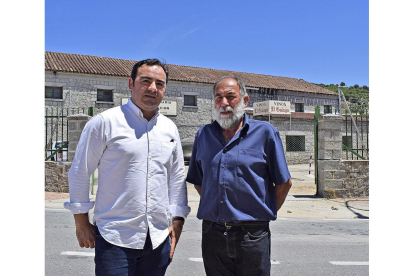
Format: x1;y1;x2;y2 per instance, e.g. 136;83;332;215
186;76;292;276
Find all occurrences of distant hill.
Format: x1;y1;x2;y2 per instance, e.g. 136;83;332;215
314;83;369;114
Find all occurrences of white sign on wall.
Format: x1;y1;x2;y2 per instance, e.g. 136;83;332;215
269;100;291;114
253;100;291;116
159;100;177;116
253;101;269;116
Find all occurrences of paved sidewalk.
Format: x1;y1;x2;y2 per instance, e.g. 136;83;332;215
46;164;369;219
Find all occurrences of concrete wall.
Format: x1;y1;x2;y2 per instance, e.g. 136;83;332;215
317;115;369;198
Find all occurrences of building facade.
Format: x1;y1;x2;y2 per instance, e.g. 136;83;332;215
45;51;340;164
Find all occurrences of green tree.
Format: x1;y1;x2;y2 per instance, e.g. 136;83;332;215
354;84;359;89
340;82;346;87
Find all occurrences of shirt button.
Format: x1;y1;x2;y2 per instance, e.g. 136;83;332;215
220;182;224;185
221;164;225;168
220;201;223;203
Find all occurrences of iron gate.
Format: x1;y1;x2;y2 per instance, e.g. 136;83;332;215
45;107;94;161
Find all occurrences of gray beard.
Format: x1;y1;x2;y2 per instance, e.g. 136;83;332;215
214;99;245;130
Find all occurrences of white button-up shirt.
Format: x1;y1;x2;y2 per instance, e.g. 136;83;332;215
64;99;191;249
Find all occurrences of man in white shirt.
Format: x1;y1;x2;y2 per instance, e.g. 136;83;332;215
64;59;191;276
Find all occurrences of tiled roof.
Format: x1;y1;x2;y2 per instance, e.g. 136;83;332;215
45;51;336;96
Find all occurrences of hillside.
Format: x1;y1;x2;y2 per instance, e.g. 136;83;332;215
314;83;369;114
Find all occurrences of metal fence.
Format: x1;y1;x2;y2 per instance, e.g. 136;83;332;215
342;108;369;160
45;107;93;161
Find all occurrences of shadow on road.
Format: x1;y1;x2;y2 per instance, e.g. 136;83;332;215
345;200;369;219
292;195;321;199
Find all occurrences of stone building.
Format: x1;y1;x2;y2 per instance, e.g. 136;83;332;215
45;51;340;164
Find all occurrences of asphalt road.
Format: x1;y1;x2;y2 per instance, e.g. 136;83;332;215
46;208;368;276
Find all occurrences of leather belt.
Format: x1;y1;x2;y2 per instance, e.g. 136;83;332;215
206;220;269;229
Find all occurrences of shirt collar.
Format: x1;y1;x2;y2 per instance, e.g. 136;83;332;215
126;98;160;121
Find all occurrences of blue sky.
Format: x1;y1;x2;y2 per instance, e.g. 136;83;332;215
45;0;369;86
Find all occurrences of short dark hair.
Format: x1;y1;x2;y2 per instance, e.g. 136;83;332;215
213;76;247;97
130;58;169;85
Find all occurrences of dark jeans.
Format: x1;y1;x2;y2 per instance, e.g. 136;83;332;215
95;229;171;276
202;220;271;276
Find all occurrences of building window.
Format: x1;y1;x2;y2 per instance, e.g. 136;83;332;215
342;136;353;149
97;89;113;102
184;95;197;106
324;105;332;114
286;135;305;152
45;86;63;99
295;103;304;112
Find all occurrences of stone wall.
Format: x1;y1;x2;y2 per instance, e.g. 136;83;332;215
248;90;338;113
45;161;72;192
317;115;369;198
252;115;314;164
164;82;214;139
45;72;131;113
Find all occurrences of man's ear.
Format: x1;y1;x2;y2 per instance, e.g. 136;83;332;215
243;95;250;107
128;78;134;89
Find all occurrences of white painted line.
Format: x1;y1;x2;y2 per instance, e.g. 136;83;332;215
188;258;280;265
61;251;95;257
188;257;203;262
330;261;368;266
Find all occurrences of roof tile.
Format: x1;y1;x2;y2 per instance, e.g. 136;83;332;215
45;51;336;96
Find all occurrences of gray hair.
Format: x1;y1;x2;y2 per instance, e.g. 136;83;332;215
213;76;248;97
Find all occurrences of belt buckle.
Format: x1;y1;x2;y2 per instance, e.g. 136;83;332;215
224;222;232;229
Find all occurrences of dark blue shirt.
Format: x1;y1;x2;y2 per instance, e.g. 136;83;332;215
186;113;291;223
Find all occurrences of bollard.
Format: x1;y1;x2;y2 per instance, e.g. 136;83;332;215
309;155;312;174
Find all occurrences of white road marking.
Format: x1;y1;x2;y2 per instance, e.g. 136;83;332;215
61;251;95;257
188;258;280;265
330;261;368;266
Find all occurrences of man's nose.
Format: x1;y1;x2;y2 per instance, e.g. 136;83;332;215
148;81;157;91
220;97;229;107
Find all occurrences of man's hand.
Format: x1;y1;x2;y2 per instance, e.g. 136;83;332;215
168;218;184;261
74;213;96;248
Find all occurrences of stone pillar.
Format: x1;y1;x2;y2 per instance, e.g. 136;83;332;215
317;115;344;197
67;114;91;161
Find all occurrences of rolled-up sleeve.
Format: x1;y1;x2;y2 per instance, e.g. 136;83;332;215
64;115;106;214
167;127;191;218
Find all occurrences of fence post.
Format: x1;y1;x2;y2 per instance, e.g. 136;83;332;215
67;114;91;162
314;106;320;189
317;114;344;198
88;107;94;116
